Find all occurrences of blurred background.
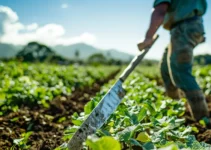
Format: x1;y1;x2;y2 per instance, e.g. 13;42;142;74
0;0;211;65
1;1;211;150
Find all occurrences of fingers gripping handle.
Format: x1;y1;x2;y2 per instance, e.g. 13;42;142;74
138;34;159;51
119;34;159;82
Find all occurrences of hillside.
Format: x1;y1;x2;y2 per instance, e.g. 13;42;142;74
0;43;19;58
0;43;134;61
54;43;134;61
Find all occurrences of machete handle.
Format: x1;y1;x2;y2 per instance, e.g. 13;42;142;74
119;34;159;82
137;34;159;51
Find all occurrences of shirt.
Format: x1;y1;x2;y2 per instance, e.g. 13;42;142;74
153;0;207;30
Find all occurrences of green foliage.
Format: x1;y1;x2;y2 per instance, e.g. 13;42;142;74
16;42;56;62
12;131;33;149
86;136;121;150
194;54;211;65
0;62;117;115
2;62;211;149
194;65;211;95
88;53;107;65
61;65;211;149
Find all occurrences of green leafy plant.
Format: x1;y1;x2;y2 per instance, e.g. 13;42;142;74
0;62;118;115
12;131;33;149
61;68;211;149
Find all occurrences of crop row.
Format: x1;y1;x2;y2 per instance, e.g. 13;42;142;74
0;62;118;115
57;65;211;150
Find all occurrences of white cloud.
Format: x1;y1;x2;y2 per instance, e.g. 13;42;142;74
0;5;96;46
0;6;18;23
61;4;69;9
26;23;38;31
55;32;97;46
0;5;22;36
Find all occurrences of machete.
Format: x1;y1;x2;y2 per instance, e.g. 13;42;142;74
68;34;159;150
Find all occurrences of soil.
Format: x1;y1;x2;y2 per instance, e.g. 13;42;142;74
1;71;211;150
0;69;120;150
184;95;211;144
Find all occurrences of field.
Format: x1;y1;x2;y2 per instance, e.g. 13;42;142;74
0;62;211;150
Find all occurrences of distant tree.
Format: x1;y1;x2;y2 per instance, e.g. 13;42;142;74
75;49;80;62
194;54;211;65
107;58;124;66
16;42;56;62
75;49;80;58
88;53;107;65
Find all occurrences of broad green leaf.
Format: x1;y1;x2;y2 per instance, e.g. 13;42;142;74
129;138;142;147
84;100;98;115
143;102;156;115
54;143;68;150
57;117;66;123
72;119;83;126
191;127;199;133
86;136;121;150
137;108;147;122
142;142;156;150
136;132;151;143
158;144;179;150
199;120;206;127
118;126;136;142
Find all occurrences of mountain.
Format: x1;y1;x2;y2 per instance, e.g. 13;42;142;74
54;43;134;61
0;42;134;62
54;43;99;59
103;49;133;62
0;43;20;58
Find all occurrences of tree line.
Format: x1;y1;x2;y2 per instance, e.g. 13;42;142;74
10;42;132;65
3;41;209;66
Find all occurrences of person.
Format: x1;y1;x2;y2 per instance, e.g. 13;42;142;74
138;0;210;126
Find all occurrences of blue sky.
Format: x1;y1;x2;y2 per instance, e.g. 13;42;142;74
0;0;211;59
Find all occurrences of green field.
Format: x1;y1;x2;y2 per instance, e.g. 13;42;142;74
0;62;211;150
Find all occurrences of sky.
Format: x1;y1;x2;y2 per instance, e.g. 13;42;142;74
0;0;211;59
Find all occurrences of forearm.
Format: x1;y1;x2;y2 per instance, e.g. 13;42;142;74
145;10;165;38
137;3;169;51
145;3;169;38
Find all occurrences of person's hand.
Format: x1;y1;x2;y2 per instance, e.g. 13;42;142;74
137;37;154;51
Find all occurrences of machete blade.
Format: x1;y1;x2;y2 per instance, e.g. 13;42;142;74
68;79;125;150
